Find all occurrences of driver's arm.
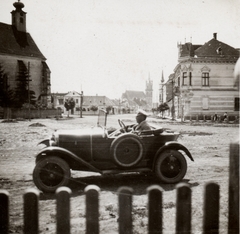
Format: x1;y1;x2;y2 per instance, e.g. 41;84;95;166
127;124;137;132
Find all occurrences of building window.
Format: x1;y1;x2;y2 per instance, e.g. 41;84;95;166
20;17;24;23
178;77;180;86
59;99;63;105
76;99;78;104
182;72;187;86
189;72;192;86
202;72;209;86
235;97;239;111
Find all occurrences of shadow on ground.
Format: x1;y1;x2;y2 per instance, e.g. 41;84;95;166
39;173;199;200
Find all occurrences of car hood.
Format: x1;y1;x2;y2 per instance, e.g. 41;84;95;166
56;126;106;142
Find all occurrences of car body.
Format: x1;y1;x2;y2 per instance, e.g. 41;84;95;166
33;110;194;193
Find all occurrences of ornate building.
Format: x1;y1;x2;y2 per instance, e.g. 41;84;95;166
166;33;239;118
0;1;51;107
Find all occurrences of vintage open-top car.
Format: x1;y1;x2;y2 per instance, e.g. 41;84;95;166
33;110;194;193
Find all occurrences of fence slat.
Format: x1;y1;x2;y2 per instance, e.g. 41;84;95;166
118;186;133;234
203;183;220;234
24;188;39;234
176;183;191;234
85;185;100;234
228;142;239;234
147;185;163;234
56;187;72;234
0;190;9;234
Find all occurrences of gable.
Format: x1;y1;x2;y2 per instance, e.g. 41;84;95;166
201;65;211;72
65;91;81;97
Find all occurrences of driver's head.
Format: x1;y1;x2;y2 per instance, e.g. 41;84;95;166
136;109;148;124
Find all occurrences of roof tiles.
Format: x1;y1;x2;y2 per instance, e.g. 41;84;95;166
0;23;45;59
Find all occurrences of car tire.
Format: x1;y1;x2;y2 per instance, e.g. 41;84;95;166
33;156;70;193
110;133;144;168
154;150;187;184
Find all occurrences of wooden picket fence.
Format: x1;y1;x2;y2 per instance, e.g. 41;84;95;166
0;142;239;234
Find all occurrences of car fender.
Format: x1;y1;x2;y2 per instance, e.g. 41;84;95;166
35;146;102;174
38;138;50;147
153;141;194;167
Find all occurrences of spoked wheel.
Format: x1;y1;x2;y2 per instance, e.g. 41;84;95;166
154;150;187;184
33;156;70;193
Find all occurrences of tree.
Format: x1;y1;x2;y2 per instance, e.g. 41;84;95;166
64;98;75;116
106;105;112;114
0;64;14;108
158;102;170;118
90;105;98;114
14;61;36;108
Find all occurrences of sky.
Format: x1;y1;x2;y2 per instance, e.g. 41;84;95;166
1;0;240;101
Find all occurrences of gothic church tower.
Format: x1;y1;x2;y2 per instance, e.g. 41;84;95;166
145;75;153;108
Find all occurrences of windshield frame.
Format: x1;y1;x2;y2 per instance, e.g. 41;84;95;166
97;109;107;128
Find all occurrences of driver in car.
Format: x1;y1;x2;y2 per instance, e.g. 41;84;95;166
132;109;151;132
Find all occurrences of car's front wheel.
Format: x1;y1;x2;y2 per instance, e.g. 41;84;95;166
154;150;187;184
33;156;70;193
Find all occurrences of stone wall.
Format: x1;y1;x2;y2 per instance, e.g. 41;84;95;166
2;108;61;119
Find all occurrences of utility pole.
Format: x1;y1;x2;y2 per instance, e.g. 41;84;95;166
80;91;83;118
161;70;164;104
172;78;175;120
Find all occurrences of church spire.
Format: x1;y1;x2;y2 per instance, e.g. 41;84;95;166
161;70;164;84
11;0;27;32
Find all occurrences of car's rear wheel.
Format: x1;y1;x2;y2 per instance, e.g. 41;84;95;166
154;150;187;184
33;156;70;193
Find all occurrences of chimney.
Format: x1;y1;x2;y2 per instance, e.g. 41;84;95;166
213;33;217;40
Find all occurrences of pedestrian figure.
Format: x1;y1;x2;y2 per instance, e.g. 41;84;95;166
213;114;218;122
223;112;228;121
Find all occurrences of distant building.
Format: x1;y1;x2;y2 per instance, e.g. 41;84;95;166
122;77;153;111
145;77;153;108
165;33;239;119
52;91;117;115
0;1;51;107
121;90;147;111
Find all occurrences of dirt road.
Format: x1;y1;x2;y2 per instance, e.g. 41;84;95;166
0;115;238;233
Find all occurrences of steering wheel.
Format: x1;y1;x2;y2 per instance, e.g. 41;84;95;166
118;119;127;132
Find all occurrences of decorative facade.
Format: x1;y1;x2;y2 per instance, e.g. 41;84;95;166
0;1;51;108
166;33;239;118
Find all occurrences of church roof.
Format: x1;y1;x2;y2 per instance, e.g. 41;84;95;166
0;23;45;59
122;90;146;100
